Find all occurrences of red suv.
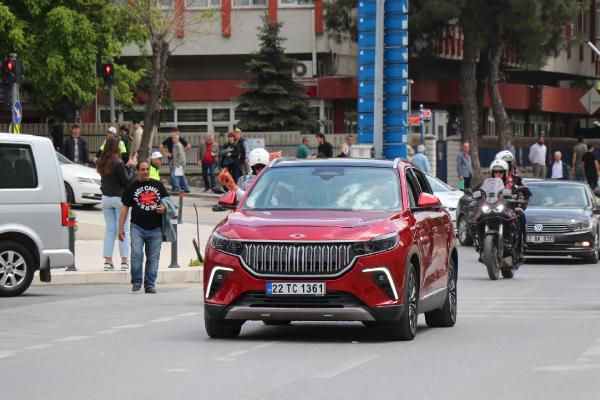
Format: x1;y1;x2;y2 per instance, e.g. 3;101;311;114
204;158;458;340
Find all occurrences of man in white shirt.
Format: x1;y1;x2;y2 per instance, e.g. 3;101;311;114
529;135;547;178
547;151;569;180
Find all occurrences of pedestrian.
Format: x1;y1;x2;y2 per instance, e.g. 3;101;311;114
347;135;355;155
48;118;64;153
337;143;350;158
528;135;547;179
230;128;247;184
297;136;311;159
546;151;569;180
97;127;127;162
199;134;219;192
149;151;162;181
457;142;473;189
582;144;600;190
119;125;131;156
62;124;89;165
507;137;518;167
170;132;191;193
411;144;431;173
130;120;143;155
571;135;587;182
406;145;415;161
220;132;236;170
97;137;136;271
118;161;170;293
159;127;191;191
315;132;333;158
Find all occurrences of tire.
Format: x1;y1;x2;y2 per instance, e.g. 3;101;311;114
483;235;500;280
204;315;243;339
425;256;457;328
0;241;35;297
457;216;473;246
65;183;75;205
380;263;418;341
582;233;599;264
263;320;291;326
501;268;514;279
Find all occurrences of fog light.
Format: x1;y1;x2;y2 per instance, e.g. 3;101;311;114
206;266;234;299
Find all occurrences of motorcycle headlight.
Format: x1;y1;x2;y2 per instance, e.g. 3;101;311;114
482;205;491;213
353;232;398;256
210;231;243;255
568;220;592;232
495;204;505;213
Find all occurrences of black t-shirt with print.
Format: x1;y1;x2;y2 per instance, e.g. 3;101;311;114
122;179;170;230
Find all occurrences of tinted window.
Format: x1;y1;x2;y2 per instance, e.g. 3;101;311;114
527;184;589;208
0;144;38;189
244;166;402;211
412;169;433;194
404;169;421;208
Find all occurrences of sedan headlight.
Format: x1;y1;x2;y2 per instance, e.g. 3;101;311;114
78;177;95;184
568;220;592;232
210;232;243;255
353;232;398;256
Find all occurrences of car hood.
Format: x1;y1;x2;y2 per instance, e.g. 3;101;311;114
218;210;405;241
60;163;101;181
525;207;591;223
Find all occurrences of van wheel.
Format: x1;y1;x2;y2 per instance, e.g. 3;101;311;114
0;241;35;297
65;183;75;205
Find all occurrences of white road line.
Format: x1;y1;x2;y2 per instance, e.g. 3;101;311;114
23;343;55;350
111;324;146;330
177;312;201;317
150;317;176;323
0;351;20;360
163;368;192;373
536;337;600;372
535;364;600;372
214;342;277;362
94;329;120;335
460;314;600;319
52;336;92;343
316;354;381;378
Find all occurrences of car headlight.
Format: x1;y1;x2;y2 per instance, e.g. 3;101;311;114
482;205;491;213
569;220;592;231
210;231;243;255
353;232;398;256
78;177;95;184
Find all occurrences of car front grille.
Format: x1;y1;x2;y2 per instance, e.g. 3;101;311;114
240;242;355;276
526;224;571;233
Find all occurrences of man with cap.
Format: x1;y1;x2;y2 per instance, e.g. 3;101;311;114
97;127;128;162
149;151;162;181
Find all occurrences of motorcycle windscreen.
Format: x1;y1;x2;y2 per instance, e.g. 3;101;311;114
480;178;505;204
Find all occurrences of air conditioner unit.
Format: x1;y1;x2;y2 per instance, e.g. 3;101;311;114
292;61;313;78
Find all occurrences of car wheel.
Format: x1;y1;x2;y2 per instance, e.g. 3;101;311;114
65;183;75;205
380;263;418;341
204;315;243;339
501;268;515;279
263;320;291;326
425;256;457;328
583;233;599;264
457;216;473;246
0;241;35;297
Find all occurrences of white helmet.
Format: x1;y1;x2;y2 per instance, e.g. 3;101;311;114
490;159;509;173
495;150;514;163
248;148;270;168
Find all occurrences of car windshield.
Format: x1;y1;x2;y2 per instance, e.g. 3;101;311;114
243;166;402;211
56;152;72;164
527;185;589;208
426;174;452;192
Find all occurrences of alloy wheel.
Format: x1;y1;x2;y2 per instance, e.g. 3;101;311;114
0;250;27;288
408;269;418;333
448;260;457;322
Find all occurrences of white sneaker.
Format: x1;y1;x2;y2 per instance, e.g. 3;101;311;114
104;263;114;271
121;263;128;271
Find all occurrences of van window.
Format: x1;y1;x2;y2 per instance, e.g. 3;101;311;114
0;144;38;189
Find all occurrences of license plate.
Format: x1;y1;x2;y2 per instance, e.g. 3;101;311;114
266;282;326;296
527;235;554;243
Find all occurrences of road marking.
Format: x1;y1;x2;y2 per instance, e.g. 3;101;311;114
535;364;600;372
316;354;381;378
177;312;201;317
163;368;192;373
23;343;55;350
150;317;176;323
460;314;600;319
536;337;600;372
94;329;120;335
111;324;146;330
53;336;92;343
215;342;277;362
0;351;20;360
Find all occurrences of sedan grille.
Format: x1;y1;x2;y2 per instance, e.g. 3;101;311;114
526;224;571;233
240;242;355;276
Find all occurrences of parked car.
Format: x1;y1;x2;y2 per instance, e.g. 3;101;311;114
56;152;102;206
524;180;600;263
0;134;74;296
204;158;458;340
425;173;463;228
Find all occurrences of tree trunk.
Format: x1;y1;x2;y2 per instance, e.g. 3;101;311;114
488;41;511;150
459;31;483;183
476;48;490;138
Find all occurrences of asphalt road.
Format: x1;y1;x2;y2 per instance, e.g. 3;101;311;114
2;246;600;400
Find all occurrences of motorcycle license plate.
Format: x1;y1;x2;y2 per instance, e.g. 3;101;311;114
266;282;326;296
527;235;554;243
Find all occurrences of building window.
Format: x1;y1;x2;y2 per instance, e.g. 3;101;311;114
187;0;221;7
344;100;357;134
212;108;231;122
280;0;314;5
233;0;267;6
178;109;208;122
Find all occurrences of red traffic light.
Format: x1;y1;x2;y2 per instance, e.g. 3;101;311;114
104;63;112;75
5;60;14;72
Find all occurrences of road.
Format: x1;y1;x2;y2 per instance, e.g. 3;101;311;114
2;245;600;399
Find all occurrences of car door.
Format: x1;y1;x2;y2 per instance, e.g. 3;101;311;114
404;168;436;296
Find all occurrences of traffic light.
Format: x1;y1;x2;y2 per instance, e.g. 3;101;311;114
102;62;114;85
2;56;17;85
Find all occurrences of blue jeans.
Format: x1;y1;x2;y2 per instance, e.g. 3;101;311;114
130;223;162;288
170;167;190;192
102;196;130;259
202;162;216;189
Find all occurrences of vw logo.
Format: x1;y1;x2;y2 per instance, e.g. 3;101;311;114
534;224;543;233
289;233;306;239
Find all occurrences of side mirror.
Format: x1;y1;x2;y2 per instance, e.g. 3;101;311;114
472;191;482;199
216;191;237;211
417;192;441;208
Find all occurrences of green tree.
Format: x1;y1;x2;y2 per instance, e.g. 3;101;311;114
0;0;144;120
236;15;319;133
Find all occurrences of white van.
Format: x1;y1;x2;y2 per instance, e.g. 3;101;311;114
0;133;74;296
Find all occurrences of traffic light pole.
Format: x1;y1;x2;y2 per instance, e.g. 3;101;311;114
109;83;116;125
9;53;19;134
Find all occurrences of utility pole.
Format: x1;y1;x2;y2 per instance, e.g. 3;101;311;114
2;53;22;133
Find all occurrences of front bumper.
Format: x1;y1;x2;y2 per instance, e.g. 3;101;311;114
525;230;595;258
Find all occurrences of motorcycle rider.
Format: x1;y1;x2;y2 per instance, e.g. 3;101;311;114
495;149;522;189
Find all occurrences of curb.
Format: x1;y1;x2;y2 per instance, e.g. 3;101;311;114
33;267;203;286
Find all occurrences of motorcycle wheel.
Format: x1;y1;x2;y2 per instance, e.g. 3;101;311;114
483;235;501;280
501;268;514;279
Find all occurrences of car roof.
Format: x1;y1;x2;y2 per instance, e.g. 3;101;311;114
0;133;51;144
270;157;408;169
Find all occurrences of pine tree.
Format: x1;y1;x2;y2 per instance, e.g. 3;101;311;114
236;15;319;133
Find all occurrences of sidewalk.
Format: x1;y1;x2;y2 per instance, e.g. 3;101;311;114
33;191;220;287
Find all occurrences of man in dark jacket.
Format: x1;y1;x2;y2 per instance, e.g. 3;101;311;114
315;132;333;158
62;124;89;165
546;151;570;180
48;119;64;152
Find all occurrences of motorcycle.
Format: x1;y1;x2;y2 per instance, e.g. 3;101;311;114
472;178;525;280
